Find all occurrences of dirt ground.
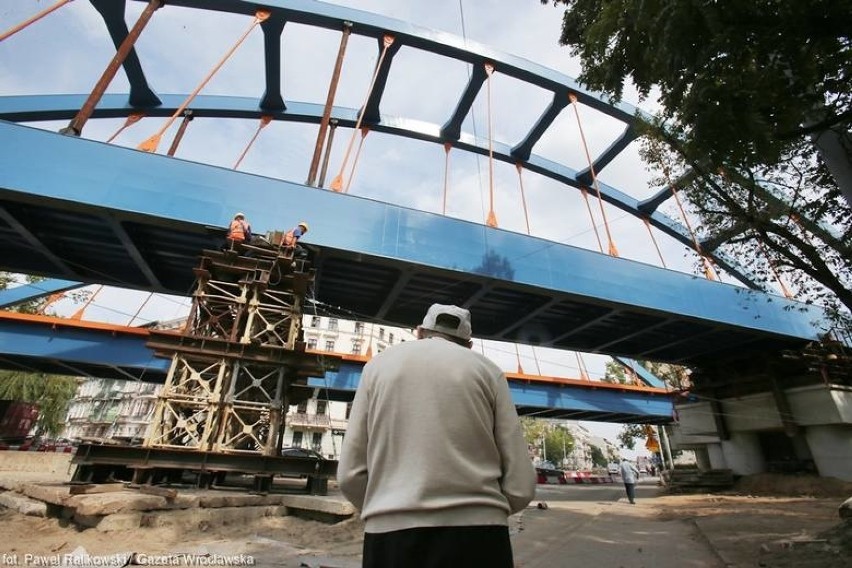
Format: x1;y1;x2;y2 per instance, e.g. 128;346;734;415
654;474;852;568
0;473;849;567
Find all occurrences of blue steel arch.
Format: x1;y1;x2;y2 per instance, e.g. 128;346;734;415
0;0;772;292
0;0;832;369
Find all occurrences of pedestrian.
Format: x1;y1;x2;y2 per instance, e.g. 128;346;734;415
620;457;640;504
225;212;251;248
282;221;309;258
337;303;536;568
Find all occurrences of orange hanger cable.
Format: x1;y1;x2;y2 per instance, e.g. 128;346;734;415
330;34;395;192
484;62;498;228
233;115;273;170
0;0;74;42
137;10;270;153
569;93;618;256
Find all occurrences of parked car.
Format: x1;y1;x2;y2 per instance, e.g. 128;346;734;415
280;446;325;460
607;463;620;475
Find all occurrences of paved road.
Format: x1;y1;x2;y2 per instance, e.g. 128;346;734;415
513;480;724;568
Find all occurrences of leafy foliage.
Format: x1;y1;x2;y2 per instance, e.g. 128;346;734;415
543;0;852;319
520;417;575;466
589;444;607;468
0;271;84;437
543;0;851;169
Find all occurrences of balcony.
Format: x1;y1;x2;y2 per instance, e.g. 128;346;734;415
287;412;331;429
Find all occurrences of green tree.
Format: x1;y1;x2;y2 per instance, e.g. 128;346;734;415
589;444;607;468
0;271;83;437
520;416;549;449
542;0;850;177
543;426;575;466
543;0;852;316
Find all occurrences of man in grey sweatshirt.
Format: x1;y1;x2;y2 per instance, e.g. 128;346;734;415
338;303;537;567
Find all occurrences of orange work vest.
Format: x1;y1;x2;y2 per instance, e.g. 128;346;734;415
282;229;298;247
228;220;247;242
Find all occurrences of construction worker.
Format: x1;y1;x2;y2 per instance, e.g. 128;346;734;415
283;221;309;258
226;212;252;248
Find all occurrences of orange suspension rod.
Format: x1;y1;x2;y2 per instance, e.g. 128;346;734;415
569;93;618;257
0;0;74;43
580;188;605;253
330;34;395;192
514;343;524;374
233;115;273;170
344;127;371;194
642;217;667;268
754;232;793;299
106;113;144;143
575;352;590;381
667;179;717;280
127;291;155;326
442;143;452;215
70;285;104;321
484;62;498;228
514;163;532;234
531;346;543;375
137;10;270;153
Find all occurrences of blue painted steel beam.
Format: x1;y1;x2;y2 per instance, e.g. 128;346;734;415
0;279;83;309
259;17;287;111
0;94;764;289
90;0;160;107
312;362;673;423
0;315;673;423
0;121;829;353
0;316;169;381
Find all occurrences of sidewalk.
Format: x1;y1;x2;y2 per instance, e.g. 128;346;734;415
513;488;725;568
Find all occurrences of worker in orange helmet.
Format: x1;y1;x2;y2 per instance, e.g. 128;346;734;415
225;212;252;249
283;221;309;258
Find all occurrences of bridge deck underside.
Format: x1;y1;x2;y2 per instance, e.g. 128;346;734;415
0;315;674;424
0;122;822;366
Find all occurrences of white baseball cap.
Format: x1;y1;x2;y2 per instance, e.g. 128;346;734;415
420;304;472;341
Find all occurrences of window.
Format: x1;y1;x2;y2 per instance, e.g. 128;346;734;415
378;327;385;340
316;400;327;415
311;432;323;452
351;339;362;354
291;431;303;447
310;316;320;328
307;338;317;350
325;340;335;352
297;401;307;413
328;318;338;331
345;402;353;419
354;322;365;334
389;332;395;344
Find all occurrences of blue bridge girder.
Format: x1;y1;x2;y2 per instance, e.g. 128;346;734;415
0;93;763;291
0;0;784;292
0;121;829;365
0;312;675;424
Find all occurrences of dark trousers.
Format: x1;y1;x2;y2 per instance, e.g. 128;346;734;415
624;482;637;503
363;525;513;568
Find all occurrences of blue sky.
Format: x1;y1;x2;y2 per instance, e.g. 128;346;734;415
1;0;685;453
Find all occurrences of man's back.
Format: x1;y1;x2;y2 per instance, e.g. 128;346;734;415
338;336;535;533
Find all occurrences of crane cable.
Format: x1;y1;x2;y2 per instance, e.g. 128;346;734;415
569;93;618;257
0;0;74;43
137;10;270;153
330;35;395;192
233;115;273;170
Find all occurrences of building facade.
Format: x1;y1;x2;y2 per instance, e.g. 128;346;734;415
63;316;416;458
